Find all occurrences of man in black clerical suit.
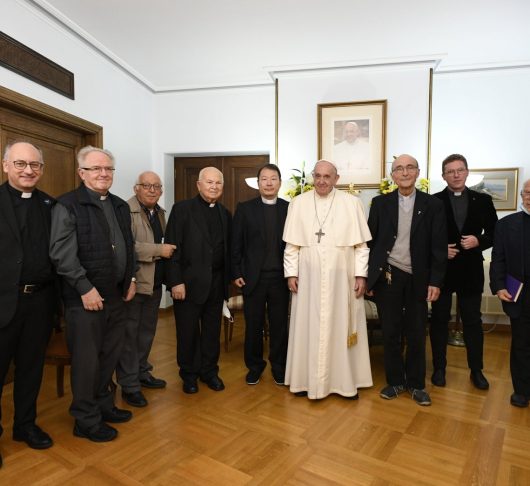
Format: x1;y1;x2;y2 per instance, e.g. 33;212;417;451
231;164;289;385
165;166;231;394
50;146;136;443
0;141;57;464
490;179;530;408
367;154;446;407
430;154;497;390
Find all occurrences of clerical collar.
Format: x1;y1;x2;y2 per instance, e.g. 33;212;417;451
197;194;216;208
7;184;33;198
449;187;467;197
261;196;277;205
86;186;109;201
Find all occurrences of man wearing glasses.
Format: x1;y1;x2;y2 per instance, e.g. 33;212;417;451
367;154;446;406
0;141;57;465
430;154;497;390
117;172;175;408
50;146;136;442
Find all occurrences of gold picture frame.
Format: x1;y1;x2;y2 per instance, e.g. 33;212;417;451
318;99;386;188
468;168;519;211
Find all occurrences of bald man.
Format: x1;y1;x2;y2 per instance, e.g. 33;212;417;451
117;172;175;408
165;167;232;394
367;154;447;407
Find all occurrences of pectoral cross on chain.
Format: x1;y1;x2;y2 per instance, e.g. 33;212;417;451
315;228;325;243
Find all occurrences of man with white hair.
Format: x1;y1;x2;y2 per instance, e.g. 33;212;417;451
50;146;136;442
490;179;530;407
332;121;371;173
117;172;176;408
283;160;373;400
165;167;231;394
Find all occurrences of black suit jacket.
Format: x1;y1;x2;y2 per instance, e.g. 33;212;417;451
231;197;288;295
367;189;447;300
165;195;231;304
490;212;527;318
0;182;56;328
435;187;497;294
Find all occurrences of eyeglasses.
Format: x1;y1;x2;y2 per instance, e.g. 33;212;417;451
392;165;418;174
12;160;44;171
444;168;468;177
79;166;115;173
136;183;162;191
521;191;530;197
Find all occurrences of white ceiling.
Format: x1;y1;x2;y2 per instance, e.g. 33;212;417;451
31;0;530;92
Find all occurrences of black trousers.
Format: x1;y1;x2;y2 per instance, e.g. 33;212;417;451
173;271;224;382
0;287;54;437
374;265;427;390
243;275;289;378
430;290;484;371
510;288;530;397
65;297;127;428
117;287;162;392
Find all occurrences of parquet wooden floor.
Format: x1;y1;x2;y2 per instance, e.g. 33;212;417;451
1;311;529;485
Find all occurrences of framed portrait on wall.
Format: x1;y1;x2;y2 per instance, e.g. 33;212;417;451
469;168;519;211
318;99;386;188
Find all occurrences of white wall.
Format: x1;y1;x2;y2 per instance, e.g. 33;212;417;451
278;65;432;208
153;85;275;209
430;68;530;206
0;0;153;199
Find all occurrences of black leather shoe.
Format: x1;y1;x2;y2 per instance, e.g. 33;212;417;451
431;369;446;387
13;424;53;449
101;406;133;423
470;370;489;390
510;393;529;408
140;375;167;389
246;370;261;385
201;375;225;391
345;394;359;400
122;390;148;407
183;380;199;394
294;391;308;397
73;422;117;442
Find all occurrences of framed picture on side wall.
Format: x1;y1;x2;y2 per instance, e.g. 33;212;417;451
469;168;519;211
318;99;386;188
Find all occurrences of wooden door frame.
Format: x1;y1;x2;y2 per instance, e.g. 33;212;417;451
0;85;103;148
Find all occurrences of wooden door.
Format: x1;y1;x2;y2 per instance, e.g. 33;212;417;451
0;86;102;197
174;154;267;214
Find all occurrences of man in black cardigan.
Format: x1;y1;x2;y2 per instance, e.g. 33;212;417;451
0;141;57;464
165;167;231;394
231;164;289;385
430;154;497;390
367;154;447;407
490;180;530;407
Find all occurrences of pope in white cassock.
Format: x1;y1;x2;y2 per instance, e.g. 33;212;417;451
283;160;373;399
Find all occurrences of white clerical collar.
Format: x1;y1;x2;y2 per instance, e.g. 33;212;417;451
100;195;108;201
21;192;32;199
261;196;277;205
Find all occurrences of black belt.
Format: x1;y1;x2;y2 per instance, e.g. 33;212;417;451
19;282;52;294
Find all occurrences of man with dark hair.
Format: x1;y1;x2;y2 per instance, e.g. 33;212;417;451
232;163;289;385
0;141;57;464
50;146;136;442
117;171;175;408
490;180;530;407
368;154;446;406
165;167;231;394
430;154;497;390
